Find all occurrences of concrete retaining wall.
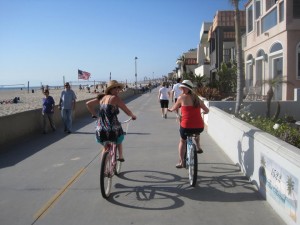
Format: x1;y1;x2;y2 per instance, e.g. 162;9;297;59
0;89;136;149
207;106;300;225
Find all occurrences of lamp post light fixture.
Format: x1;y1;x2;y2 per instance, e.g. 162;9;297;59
134;57;138;89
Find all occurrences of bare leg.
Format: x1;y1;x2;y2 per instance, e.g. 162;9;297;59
194;135;200;149
178;138;186;166
117;143;124;159
194;135;203;153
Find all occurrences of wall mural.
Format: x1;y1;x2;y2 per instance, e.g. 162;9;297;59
259;153;298;222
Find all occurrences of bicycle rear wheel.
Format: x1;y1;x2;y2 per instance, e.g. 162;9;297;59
187;142;198;186
100;151;112;198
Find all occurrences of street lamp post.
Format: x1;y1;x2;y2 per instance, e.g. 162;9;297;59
135;56;138;89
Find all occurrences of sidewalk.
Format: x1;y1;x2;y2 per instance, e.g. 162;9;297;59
0;88;286;225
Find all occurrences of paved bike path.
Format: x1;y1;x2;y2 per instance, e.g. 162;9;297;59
0;88;285;225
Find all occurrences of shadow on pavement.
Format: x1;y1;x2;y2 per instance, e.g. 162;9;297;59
105;168;262;210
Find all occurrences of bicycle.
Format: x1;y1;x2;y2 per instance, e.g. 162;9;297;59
184;132;199;187
174;113;199;187
96;117;132;199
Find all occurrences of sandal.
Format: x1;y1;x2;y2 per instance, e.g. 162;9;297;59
117;158;125;162
176;164;184;169
197;148;203;154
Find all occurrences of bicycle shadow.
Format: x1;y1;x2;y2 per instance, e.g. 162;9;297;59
125;132;151;135
107;165;262;210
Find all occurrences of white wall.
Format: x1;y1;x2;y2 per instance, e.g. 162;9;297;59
207;106;300;225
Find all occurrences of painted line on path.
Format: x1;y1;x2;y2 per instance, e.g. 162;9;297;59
33;167;86;222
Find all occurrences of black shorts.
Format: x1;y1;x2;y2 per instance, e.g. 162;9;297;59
179;126;204;140
160;99;169;108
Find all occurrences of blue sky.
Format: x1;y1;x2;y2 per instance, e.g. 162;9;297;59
0;0;247;87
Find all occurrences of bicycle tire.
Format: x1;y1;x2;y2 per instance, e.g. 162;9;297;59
186;140;198;187
189;143;198;186
115;148;122;175
100;150;112;198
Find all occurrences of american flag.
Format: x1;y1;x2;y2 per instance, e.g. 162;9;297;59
78;69;91;80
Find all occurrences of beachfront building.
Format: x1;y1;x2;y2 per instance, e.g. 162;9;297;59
176;49;198;78
243;0;300;100
207;10;246;84
195;22;213;78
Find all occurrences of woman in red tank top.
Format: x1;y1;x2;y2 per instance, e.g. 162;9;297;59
168;80;209;168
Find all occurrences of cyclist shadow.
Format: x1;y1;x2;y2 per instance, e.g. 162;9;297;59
107;165;260;210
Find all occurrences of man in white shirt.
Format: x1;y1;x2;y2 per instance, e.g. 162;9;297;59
171;78;182;103
171;78;182;114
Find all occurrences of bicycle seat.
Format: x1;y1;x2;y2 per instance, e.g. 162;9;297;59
185;132;200;137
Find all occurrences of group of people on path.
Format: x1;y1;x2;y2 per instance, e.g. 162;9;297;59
42;78;209;169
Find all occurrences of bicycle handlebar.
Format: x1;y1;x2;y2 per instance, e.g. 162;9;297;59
91;115;133;124
121;118;132;124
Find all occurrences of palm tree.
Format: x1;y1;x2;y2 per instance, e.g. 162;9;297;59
230;0;245;115
177;55;187;74
286;176;296;218
217;61;237;94
182;71;208;88
261;76;292;118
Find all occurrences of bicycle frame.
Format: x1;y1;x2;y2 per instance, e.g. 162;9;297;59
100;118;132;199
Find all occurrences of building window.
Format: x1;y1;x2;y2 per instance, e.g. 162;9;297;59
279;1;284;22
270;42;283;52
297;44;300;79
272;57;283;100
247;4;253;33
294;0;300;18
255;0;261;19
246;55;254;90
255;49;266;94
269;42;283;100
261;7;277;33
266;0;277;11
223;49;231;63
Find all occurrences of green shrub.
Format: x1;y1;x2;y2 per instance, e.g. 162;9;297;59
236;112;300;149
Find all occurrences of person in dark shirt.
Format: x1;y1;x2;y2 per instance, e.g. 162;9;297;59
42;89;56;134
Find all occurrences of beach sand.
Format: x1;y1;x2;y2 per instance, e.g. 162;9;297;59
0;87;100;117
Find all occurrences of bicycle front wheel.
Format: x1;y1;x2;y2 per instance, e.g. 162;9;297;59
115;148;122;175
100;151;112;198
187;142;198;186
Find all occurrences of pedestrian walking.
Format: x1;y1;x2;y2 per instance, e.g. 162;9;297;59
42;89;56;134
58;82;77;133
